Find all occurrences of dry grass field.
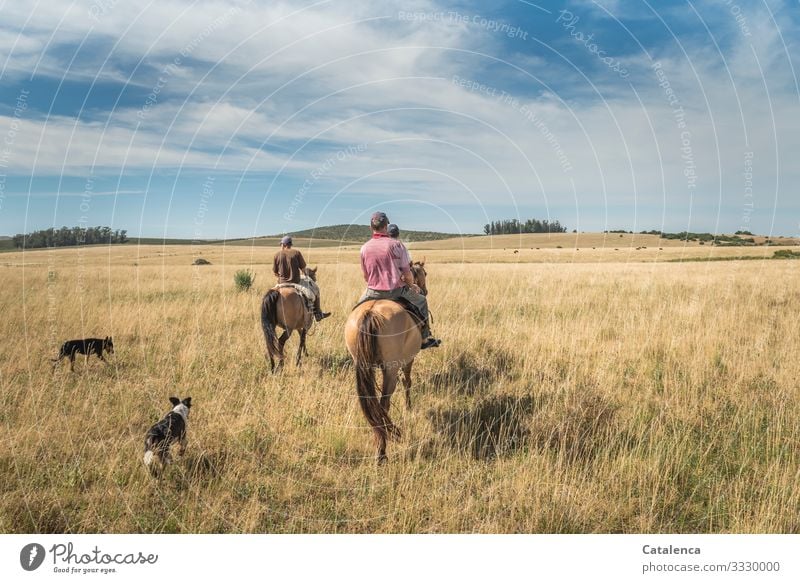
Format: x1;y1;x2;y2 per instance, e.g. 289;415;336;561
1;239;799;533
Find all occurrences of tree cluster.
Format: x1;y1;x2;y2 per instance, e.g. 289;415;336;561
483;218;566;235
12;226;128;249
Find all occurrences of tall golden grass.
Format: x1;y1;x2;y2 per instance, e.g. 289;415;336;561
0;243;798;533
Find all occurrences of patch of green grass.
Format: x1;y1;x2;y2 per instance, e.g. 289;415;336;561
233;269;256;291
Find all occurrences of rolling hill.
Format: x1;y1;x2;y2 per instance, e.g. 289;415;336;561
282;224;477;242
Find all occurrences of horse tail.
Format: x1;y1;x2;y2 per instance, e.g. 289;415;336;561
354;310;400;442
261;290;282;360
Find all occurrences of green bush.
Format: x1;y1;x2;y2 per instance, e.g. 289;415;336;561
773;249;800;259
234;269;256;291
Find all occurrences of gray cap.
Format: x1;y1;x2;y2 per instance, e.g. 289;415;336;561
280;236;292;245
371;211;388;223
387;224;400;238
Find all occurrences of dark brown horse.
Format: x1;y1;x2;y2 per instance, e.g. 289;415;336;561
344;259;428;463
261;267;318;372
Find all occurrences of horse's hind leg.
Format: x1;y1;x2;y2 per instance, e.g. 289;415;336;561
380;367;399;416
402;361;413;410
278;330;290;349
371;368;399;464
276;330;290;370
296;329;307;366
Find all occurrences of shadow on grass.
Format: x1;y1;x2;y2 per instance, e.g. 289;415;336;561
428;388;620;463
429;348;517;396
428;394;535;460
529;390;619;462
316;352;352;376
179;450;228;482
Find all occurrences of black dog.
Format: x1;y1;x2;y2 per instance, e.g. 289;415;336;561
144;397;192;476
52;337;114;371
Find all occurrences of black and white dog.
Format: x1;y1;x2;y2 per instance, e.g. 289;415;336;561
52;337;114;371
143;397;192;475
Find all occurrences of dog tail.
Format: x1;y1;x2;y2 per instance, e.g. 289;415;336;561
143;450;154;466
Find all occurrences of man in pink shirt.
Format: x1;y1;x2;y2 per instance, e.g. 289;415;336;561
358;211;440;349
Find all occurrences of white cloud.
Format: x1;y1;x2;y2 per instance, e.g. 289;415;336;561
1;0;798;232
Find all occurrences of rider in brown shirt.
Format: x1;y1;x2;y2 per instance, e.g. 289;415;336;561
273;236;330;320
273;241;306;284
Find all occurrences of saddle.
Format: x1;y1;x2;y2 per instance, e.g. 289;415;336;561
274;281;314;299
353;296;425;329
274;282;315;329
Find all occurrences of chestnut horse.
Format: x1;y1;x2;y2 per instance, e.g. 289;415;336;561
261;266;319;372
344;260;428;463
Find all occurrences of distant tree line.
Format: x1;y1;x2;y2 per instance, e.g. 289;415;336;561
12;226;128;249
637;230;755;245
483;218;567;235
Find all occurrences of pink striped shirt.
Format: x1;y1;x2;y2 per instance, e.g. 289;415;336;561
360;233;411;291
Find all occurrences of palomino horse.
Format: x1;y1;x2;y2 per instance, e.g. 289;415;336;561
261;266;318;372
344;259;428;463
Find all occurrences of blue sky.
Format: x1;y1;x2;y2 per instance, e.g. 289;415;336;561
0;0;798;238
